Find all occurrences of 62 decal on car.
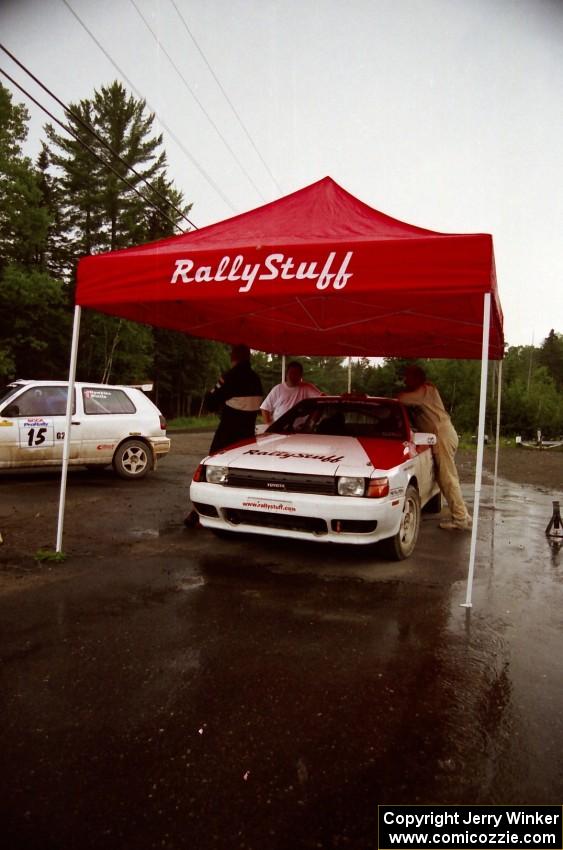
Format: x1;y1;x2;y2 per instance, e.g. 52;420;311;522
19;419;55;448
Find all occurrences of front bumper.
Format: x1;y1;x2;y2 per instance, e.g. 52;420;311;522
190;481;404;545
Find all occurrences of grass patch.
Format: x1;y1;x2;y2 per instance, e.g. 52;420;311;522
167;414;220;431
35;548;67;563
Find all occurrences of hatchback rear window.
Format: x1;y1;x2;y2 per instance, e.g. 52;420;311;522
82;388;136;415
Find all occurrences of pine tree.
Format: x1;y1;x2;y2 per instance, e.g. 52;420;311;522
44;80;189;267
0;84;68;381
0;84;51;269
538;329;563;390
44;81;191;384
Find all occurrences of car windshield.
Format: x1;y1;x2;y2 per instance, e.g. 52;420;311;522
268;398;408;440
0;384;23;408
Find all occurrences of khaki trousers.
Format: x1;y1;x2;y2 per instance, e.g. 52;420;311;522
433;423;470;524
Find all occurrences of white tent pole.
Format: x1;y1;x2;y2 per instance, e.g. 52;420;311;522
281;354;286;382
56;305;82;553
347;356;352;392
461;292;491;608
493;359;503;509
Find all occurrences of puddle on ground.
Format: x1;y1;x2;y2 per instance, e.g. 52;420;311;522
128;522;183;540
176;575;205;591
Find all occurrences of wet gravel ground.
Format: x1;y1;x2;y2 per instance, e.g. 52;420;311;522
0;436;562;849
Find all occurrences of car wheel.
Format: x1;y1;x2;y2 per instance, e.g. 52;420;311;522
112;440;151;479
384;484;421;560
423;490;442;514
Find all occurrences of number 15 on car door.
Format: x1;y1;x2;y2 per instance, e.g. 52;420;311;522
19;418;55;448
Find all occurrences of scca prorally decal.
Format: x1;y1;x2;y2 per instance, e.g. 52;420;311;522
244;449;344;463
170;251;353;294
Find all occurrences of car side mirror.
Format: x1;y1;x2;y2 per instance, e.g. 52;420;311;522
2;404;20;417
413;432;436;446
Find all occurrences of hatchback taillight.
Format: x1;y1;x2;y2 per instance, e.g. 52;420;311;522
159;415;167;430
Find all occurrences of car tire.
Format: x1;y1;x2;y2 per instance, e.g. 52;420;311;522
112;440;151;479
384;484;421;560
423;490;442;514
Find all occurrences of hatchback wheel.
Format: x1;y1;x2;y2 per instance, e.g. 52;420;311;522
113;440;151;479
384;484;421;560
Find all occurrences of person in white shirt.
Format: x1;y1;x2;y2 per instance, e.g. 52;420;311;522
260;361;321;425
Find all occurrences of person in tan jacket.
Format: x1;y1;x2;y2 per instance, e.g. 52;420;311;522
398;365;472;531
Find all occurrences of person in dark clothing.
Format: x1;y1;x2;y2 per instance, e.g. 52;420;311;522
205;344;263;454
184;344;262;529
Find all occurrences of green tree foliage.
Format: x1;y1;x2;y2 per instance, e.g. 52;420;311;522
303;356;351;394
0;265;70;379
35;143;70;279
76;314;154;385
44;81;194;387
0;85;51;269
501;343;562;437
538;329;563;390
354;357;418;397
44;81;189;264
153;332;230;418
249;352;284;396
0;84;68;383
253;354;352;396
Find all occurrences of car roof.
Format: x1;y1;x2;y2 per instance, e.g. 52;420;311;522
8;380;148;391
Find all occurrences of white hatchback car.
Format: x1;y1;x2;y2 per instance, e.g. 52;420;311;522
0;380;170;479
190;394;441;559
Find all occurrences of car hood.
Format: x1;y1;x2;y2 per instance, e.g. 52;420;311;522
207;433;412;477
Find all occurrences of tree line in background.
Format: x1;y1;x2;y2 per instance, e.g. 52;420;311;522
255;342;563;439
1;81;562;437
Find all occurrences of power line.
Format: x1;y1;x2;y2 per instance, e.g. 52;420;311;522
0;42;197;231
168;0;283;195
0;67;185;234
60;0;238;214
129;0;268;203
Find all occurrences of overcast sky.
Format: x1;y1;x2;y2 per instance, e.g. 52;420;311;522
2;0;562;348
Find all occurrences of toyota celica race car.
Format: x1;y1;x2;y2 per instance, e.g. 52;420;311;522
189;394;441;559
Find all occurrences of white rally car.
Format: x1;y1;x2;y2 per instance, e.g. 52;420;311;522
190;394;441;559
0;380;170;479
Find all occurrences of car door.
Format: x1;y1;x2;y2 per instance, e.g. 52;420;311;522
0;385;79;467
78;386;139;464
0;386;20;466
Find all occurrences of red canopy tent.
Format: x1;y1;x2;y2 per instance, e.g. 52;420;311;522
75;177;503;360
58;177;505;606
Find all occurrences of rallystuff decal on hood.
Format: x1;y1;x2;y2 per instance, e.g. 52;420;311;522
207;433;410;476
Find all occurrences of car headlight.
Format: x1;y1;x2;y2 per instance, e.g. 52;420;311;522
337;476;366;497
205;465;229;484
